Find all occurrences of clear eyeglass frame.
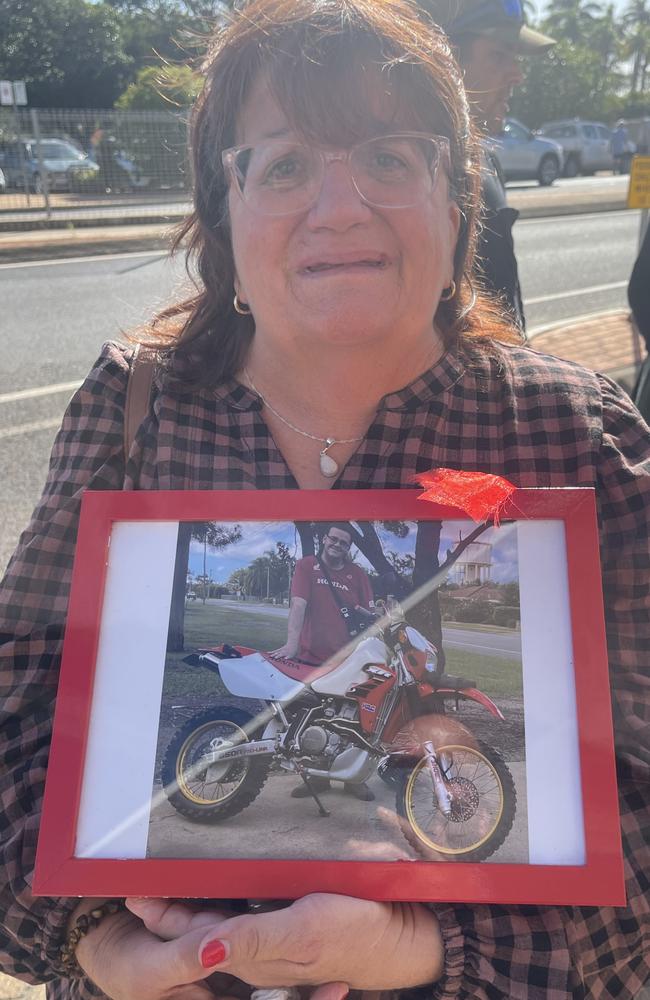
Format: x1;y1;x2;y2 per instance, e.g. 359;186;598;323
221;132;452;216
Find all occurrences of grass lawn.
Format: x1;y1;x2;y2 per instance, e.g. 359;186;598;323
183;602;287;649
444;647;522;698
163;602;522;700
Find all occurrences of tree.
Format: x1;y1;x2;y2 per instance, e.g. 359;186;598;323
167;521;242;650
510;37;618;126
115;63;202;108
624;0;650;93
544;0;603;45
0;0;131;107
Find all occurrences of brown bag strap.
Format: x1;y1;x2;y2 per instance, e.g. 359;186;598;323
124;344;156;460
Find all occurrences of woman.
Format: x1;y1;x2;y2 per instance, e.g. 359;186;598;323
0;1;648;998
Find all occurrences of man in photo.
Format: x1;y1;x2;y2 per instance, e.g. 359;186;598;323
274;523;376;800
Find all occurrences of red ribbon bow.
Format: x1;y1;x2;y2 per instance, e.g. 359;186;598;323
415;468;516;525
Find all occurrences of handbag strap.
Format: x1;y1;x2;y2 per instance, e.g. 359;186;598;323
124;344;156;459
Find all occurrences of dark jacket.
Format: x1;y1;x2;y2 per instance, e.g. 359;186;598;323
478;151;525;332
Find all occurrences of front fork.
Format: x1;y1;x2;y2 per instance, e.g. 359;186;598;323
422;740;452;817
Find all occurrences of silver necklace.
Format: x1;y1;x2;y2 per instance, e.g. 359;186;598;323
244;367;364;478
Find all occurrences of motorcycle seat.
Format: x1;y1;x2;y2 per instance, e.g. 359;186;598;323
430;673;476;691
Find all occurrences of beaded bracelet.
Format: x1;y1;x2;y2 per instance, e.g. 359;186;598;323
59;900;125;977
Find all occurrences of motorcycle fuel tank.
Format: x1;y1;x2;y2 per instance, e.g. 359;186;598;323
310;636;388;696
218;652;306;702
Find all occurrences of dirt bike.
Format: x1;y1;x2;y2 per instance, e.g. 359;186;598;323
162;604;516;862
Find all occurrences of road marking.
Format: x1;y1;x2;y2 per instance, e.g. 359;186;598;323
525;280;627;305
0;380;82;404
444;638;520;657
0;417;61;440
0;249;168;271
518;209;638;225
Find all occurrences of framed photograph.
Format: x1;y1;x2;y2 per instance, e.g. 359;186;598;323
34;488;624;906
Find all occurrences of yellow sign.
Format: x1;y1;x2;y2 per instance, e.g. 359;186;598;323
627;155;650;208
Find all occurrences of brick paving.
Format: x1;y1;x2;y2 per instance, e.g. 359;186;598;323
531;310;647;388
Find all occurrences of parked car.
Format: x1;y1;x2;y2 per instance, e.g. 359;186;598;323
537;119;615;177
484;118;563;186
0;138;100;192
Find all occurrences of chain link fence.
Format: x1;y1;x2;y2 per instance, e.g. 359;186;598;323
0;107;193;229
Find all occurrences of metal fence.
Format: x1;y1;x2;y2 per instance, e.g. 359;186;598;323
0;107;193;229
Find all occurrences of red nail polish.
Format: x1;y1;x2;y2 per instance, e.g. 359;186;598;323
200;939;227;968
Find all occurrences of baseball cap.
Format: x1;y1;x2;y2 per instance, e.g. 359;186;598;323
418;0;556;53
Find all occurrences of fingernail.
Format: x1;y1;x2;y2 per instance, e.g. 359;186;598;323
200;938;228;968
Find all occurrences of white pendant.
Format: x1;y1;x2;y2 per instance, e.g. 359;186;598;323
319;448;339;478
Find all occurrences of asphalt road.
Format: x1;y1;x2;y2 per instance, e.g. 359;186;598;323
0;207;642;571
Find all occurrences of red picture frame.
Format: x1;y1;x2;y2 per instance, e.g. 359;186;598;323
33;488;624;906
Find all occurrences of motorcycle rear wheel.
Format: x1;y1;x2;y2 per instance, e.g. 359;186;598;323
161;707;270;823
396;741;516;862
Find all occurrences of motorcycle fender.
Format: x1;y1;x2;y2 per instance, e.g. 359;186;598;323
219;652;306;702
458;687;505;720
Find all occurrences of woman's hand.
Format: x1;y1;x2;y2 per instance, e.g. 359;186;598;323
72;902;239;1000
127;894;444;992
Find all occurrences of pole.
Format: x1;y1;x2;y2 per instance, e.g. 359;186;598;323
30;108;51;218
639;207;649;249
11;100;30;207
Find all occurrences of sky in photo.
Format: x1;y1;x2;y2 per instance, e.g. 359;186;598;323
187;519;519;586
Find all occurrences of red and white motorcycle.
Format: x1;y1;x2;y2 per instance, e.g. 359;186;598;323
162;605;516;862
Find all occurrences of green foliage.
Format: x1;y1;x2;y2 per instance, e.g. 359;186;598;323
115;63;202;108
511;38;617;126
4;0;650;121
0;0;131;107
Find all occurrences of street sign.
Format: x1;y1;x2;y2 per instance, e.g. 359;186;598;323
0;80;13;106
627;155;650;208
13;80;27;106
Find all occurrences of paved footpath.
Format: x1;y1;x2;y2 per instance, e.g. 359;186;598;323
531;310;647;392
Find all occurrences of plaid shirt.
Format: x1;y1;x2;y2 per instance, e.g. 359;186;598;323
0;339;648;1000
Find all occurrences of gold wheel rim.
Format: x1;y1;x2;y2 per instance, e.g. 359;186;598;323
176;720;249;806
405;744;505;856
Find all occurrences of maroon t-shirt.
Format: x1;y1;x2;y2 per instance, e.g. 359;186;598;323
290;555;374;665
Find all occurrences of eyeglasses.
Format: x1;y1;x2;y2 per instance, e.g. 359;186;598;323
221;133;451;216
325;535;351;549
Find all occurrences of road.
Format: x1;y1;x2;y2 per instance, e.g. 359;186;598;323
0;207;642;570
517;209;639;333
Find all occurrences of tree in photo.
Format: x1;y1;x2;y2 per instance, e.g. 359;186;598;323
167;521;242;651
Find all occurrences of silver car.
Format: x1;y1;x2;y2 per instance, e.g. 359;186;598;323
537;119;614;177
0;138;99;192
485;118;563;187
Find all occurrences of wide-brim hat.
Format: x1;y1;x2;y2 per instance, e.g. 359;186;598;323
418;0;556;53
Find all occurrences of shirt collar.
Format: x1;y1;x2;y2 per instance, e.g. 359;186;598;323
212;346;466;413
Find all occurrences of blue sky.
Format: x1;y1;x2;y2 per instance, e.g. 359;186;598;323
187;519;519;585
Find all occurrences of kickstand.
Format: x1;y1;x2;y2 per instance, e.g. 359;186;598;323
298;773;330;817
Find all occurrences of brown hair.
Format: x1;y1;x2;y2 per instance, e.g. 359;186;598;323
147;0;519;386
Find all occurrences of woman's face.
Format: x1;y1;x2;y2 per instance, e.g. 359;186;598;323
228;74;460;355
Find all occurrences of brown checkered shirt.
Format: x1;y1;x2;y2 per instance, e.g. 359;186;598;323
1;339;649;1000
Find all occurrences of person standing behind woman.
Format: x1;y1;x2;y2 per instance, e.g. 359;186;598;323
417;0;555;332
0;1;648;999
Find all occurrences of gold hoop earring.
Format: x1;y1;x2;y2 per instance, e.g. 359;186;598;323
440;280;456;302
233;293;252;316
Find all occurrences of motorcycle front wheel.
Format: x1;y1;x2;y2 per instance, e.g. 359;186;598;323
161;707;270;823
396;741;516;862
